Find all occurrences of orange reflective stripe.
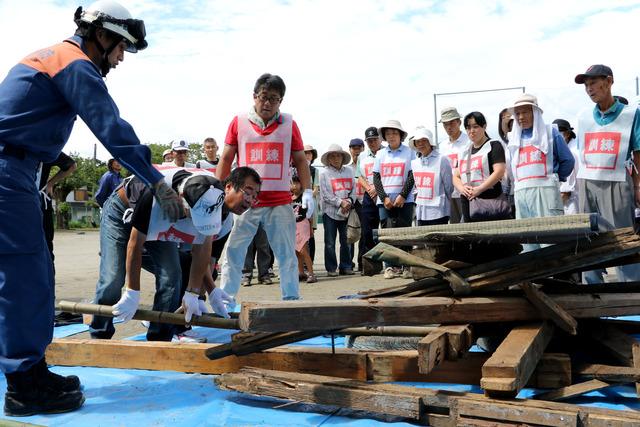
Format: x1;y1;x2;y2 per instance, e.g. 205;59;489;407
20;40;89;78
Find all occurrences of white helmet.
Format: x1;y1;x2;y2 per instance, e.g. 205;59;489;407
75;0;147;52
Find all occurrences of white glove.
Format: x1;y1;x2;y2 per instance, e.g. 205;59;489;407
301;189;315;219
182;291;202;323
112;289;140;322
209;288;236;319
153;180;182;222
198;298;211;314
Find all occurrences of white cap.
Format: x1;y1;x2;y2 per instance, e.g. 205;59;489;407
171;140;189;151
189;186;224;236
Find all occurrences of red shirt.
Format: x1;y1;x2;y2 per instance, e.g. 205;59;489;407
225;115;304;207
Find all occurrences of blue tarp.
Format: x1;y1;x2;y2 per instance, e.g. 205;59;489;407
1;318;640;426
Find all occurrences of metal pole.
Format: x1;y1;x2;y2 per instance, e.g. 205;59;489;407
636;76;639;96
57;300;239;330
433;93;439;144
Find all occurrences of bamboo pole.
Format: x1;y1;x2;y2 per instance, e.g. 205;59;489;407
56;300;239;330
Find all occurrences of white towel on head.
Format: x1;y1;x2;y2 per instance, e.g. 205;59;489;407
508;108;549;154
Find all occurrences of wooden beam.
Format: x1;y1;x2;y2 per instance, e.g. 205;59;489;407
418;331;447;374
533;379;611;402
521;283;578;335
418;325;474;374
45;339;571;388
217;368;640;426
583;320;636;364
238;292;640;332
481;321;554;397
576;363;640;383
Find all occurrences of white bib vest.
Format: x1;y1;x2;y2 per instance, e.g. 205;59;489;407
512;125;556;190
577;105;635;182
360;154;376;185
196;159;217;175
237;113;293;191
411;155;444;207
330;176;353;199
146;167;221;245
459;142;492;187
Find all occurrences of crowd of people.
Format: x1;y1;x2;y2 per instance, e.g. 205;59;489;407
0;0;639;419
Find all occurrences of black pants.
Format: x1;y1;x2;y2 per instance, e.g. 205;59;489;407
360;193;380;256
242;224;272;279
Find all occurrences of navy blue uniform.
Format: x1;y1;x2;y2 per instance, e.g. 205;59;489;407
0;36;162;374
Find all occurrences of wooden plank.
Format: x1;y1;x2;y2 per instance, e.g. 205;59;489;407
633;342;640;397
521;283;578;335
217;368;640;426
576;363;640;383
46;339;368;380
456;398;577;427
533;379;611;402
418;331;447;374
238;293;640;332
46;339;571;388
481;322;555;397
439;324;474;360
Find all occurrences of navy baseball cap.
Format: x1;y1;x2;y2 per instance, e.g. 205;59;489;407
349;138;365;147
575;64;613;84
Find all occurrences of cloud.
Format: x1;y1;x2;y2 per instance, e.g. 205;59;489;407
0;0;638;161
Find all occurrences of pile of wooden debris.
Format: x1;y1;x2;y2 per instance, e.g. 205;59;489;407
212;214;640;426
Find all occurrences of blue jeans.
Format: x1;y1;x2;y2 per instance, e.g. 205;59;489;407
90;193;182;341
323;213;351;273
221;205;298;299
0;154;53;373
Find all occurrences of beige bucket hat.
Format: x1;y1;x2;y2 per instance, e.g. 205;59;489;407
509;93;543;114
321;144;351;167
407;126;435;150
378;119;407;142
303;144;318;162
439;107;462;123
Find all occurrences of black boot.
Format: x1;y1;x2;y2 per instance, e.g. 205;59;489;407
4;362;84;417
33;358;81;392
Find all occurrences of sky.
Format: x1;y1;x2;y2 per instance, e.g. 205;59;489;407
1;0;639;162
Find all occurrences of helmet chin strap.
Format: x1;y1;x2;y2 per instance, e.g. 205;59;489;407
93;32;124;77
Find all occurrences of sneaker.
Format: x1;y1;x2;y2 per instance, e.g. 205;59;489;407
241;274;252;287
327;271;339;277
402;267;413;279
339;269;355;276
306;273;318;283
258;276;273;285
172;330;207;343
384;267;397;279
267;267;277;279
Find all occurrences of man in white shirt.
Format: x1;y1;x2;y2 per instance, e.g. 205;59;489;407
171;139;196;168
438;107;469;223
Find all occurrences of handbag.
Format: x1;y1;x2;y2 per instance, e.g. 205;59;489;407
465;142;512;221
347;209;361;244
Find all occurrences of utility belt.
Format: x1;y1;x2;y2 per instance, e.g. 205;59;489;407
0;142;27;160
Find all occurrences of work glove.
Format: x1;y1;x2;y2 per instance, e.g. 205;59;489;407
112;288;140;322
153;180;182;222
182;291;202;324
198;298;211;314
301;188;315;219
209;288;236;319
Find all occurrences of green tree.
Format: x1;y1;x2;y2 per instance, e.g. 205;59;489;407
147;143;171;164
50;154;106;229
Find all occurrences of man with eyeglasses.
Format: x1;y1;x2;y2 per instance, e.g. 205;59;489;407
217;73;314;301
0;0;183;415
90;166;260;342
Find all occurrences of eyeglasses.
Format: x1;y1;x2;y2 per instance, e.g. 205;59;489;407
255;94;282;104
240;187;259;206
